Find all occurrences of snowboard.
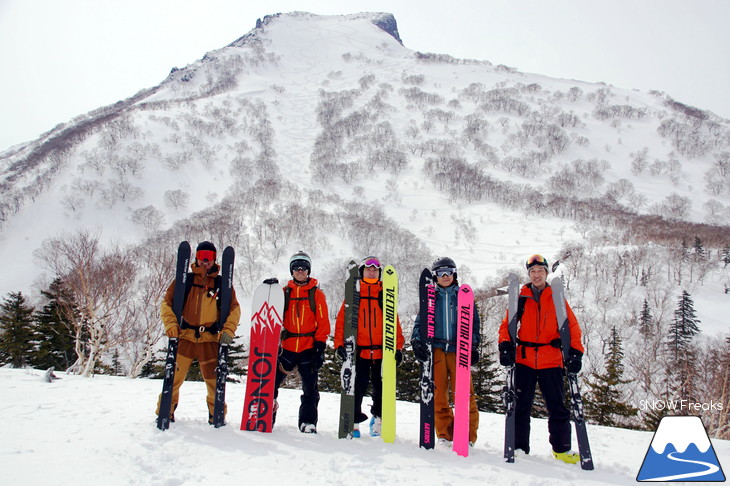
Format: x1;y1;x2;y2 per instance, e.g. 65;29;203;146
338;261;360;439
417;268;436;449
381;264;398;443
551;276;594;470
503;273;519;462
156;240;191;431
241;281;284;432
453;284;474;457
212;246;235;428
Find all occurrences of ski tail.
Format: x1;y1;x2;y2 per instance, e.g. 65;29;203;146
503;273;519;461
212;246;235;428
157;241;191;431
551;276;594;471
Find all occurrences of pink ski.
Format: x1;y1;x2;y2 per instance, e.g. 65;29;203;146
453;284;474;457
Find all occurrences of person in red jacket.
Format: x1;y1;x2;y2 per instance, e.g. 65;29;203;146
273;251;330;433
334;256;404;438
498;254;584;464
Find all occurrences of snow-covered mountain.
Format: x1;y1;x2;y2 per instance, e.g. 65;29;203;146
0;12;728;435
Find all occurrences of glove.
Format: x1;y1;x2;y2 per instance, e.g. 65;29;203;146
166;325;179;339
263;277;279;285
395;350;403;367
471;346;480;366
313;341;326;370
499;341;515;367
219;332;233;345
566;348;583;374
336;346;347;362
411;339;429;362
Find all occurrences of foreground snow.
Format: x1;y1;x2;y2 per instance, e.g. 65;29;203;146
3;367;727;485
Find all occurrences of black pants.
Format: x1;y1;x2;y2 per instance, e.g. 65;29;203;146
354;356;382;424
274;348;320;427
514;363;571;454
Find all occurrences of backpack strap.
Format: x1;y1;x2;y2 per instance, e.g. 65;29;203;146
284;286;318;314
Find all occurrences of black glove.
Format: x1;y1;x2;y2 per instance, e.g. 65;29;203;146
263;277;279;285
395;350;403;367
566;348;583;374
313;341;326;371
411;339;429;362
336;346;347;362
471;346;479;366
499;341;516;367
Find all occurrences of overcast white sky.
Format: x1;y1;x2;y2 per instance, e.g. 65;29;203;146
1;0;729;152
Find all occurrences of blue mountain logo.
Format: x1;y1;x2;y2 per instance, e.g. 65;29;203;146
637;415;725;482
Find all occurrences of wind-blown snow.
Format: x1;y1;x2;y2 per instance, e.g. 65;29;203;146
3;367;728;485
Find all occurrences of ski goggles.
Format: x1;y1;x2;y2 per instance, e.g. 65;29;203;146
434;267;455;278
196;250;216;262
526;254;548;269
363;257;381;269
290;260;311;272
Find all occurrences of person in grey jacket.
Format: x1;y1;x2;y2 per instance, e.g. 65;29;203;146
411;257;480;446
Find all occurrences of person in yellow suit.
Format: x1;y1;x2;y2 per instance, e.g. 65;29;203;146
157;241;241;425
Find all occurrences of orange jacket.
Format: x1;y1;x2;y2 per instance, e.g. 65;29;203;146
498;283;583;369
161;263;241;343
281;277;330;353
334;279;405;360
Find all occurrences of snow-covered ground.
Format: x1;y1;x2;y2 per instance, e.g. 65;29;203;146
3;367;727;485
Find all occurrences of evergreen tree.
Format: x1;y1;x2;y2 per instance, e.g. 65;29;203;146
585;326;638;427
31;279;78;371
639;299;653;337
692;236;706;262
472;335;502;412
226;339;248;383
722;244;730;268
0;292;35;368
666;290;701;407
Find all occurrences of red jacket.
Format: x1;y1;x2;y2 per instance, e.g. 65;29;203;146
334;279;404;360
498;283;583;369
281;278;330;353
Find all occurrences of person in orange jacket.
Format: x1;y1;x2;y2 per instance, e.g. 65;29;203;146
157;241;241;425
334;256;404;438
498;254;584;464
273;251;330;433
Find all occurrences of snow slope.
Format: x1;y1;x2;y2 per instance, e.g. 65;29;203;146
4;367;727;485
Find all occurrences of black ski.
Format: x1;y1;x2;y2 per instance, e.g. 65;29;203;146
212;246;235;428
338;261;360;439
551;276;594;470
417;268;436;449
157;241;191;431
503;273;519;462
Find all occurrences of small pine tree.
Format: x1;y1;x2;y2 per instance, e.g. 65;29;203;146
639;299;653;337
471;335;503;412
692;236;706;262
31;279;78;371
0;292;35;368
585;326;638;427
722;244;730;267
666;290;701;405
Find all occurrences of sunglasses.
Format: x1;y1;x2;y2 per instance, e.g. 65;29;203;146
290;260;310;272
292;266;309;272
364;258;381;269
435;268;455;278
196;250;216;262
526;254;546;265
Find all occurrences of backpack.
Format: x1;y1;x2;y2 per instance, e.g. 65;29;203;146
183;272;222;310
284;285;318;314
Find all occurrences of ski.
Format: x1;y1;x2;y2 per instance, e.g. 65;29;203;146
381;265;398;443
551;276;594;471
453;284;474;457
503;273;519;462
212;246;235;428
241;280;284;432
156;240;191;431
417;268;436;449
338;261;360;439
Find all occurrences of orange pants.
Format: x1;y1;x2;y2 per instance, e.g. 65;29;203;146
433;347;479;443
156;340;221;418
